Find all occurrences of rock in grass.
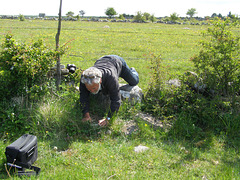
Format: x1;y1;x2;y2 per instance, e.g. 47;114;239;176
119;84;143;103
134;145;149;153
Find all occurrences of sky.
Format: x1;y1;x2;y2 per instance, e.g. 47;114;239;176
0;0;239;18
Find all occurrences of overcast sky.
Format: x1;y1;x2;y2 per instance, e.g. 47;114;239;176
0;0;239;17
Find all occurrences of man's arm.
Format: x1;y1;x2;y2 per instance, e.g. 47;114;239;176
82;112;91;122
80;81;91;120
106;76;121;118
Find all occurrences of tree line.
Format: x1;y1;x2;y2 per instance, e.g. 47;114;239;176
65;7;238;21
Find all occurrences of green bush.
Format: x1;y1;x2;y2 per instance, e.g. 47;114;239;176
19;14;25;21
191;18;240;96
145;68;240;140
0;34;57;100
143;47;240;141
0;34;61;138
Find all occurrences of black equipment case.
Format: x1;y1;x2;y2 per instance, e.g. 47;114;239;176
5;134;41;176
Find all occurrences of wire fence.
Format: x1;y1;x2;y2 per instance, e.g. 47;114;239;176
66;52;195;63
67;53;240;63
68;54;149;62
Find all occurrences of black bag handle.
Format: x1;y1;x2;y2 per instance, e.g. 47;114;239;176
7;162;41;176
17;165;41;177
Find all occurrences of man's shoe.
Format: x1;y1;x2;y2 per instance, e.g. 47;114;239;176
130;67;136;71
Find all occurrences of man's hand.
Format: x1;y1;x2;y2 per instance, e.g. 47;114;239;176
98;118;109;127
82;112;91;122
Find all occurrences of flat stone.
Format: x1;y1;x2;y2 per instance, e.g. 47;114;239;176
134;145;149;153
119;84;143;103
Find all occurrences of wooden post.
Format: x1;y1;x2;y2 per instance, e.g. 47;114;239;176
55;0;62;91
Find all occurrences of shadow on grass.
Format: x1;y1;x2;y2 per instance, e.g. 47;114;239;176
158;116;240;178
0;94;111;179
43;91;116;150
1;91;240;179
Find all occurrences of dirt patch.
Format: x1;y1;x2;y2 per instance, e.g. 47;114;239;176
89;112;172;136
121;112;172;135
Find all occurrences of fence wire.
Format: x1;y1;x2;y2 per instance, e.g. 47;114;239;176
66;53;194;63
67;53;240;63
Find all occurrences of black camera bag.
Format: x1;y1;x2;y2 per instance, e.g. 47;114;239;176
5;134;41;176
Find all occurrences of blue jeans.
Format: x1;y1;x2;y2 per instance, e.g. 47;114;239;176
110;55;139;86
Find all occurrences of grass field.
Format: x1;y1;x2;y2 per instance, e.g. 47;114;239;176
0;19;240;179
0;19;205;90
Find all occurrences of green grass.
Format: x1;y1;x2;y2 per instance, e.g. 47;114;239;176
0;19;240;179
0;19;205;90
1;95;240;179
1;130;240;179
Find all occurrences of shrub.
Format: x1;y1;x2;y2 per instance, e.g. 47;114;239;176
143;49;240;141
191;18;240;96
0;34;57;100
0;34;61;138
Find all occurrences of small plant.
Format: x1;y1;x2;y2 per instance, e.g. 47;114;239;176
0;101;31;138
143;53;170;117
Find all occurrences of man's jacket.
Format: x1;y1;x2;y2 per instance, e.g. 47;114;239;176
80;55;123;117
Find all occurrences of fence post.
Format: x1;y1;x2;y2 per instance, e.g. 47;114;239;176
55;0;62;91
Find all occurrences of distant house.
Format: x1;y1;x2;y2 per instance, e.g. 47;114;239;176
39;13;46;18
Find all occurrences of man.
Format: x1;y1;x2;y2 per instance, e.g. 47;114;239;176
80;55;139;127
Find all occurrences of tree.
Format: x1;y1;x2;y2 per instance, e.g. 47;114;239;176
66;11;74;17
133;11;146;22
19;14;25;21
211;13;223;19
119;14;125;20
170;12;179;22
149;14;157;23
122;13;134;19
211;13;218;18
186;8;197;18
76;14;80;20
143;12;151;21
227;11;234;19
105;7;117;18
79;10;85;17
218;13;223;18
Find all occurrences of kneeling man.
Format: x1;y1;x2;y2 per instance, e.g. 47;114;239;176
80;55;139;126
